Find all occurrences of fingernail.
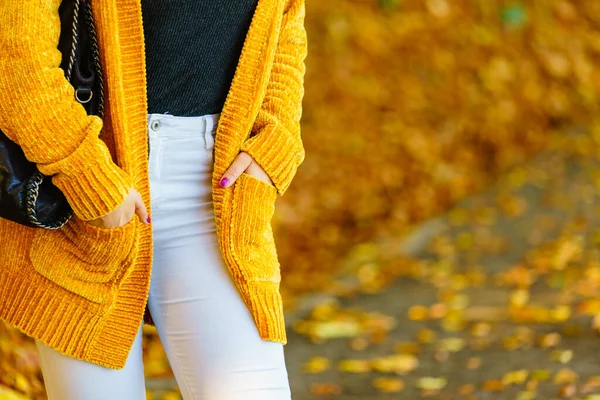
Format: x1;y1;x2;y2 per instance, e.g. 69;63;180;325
220;177;230;187
146;215;151;224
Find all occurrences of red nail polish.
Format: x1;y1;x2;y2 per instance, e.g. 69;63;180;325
220;177;230;187
147;215;151;224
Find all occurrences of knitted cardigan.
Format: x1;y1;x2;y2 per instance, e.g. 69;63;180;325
0;0;306;370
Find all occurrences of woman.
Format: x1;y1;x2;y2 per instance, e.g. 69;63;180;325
0;0;307;398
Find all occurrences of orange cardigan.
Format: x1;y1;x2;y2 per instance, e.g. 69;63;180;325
0;0;306;369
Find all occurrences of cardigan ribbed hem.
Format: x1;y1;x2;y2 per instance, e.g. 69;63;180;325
0;263;100;359
88;223;152;369
85;0;155;369
238;280;287;344
0;223;152;370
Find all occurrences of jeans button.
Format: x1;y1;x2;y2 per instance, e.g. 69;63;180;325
151;120;161;131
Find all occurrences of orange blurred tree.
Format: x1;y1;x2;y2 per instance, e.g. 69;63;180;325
276;0;600;306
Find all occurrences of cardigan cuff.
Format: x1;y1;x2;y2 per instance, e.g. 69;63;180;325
240;123;304;197
37;117;134;221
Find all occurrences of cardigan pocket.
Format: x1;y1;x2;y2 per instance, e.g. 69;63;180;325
230;172;281;282
29;214;139;304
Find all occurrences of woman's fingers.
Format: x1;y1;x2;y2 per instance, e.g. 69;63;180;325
219;151;253;188
133;190;151;224
86;188;150;228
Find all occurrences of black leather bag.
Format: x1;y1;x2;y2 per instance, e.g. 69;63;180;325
0;0;104;229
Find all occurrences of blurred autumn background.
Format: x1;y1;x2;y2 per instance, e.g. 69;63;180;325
6;0;600;399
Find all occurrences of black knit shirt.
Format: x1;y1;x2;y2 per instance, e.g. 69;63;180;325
140;1;258;116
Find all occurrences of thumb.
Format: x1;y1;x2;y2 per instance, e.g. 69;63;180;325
134;193;150;224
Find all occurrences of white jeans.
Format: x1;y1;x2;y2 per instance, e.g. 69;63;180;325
35;112;292;400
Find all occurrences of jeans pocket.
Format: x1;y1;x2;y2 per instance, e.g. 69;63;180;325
229;172;280;282
29;215;139;304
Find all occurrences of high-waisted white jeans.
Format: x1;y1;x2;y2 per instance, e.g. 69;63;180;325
34;113;292;400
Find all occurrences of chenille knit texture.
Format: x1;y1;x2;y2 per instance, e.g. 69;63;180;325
0;0;306;370
141;0;258;116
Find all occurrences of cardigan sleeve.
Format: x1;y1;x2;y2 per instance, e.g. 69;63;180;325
0;0;133;221
240;0;308;196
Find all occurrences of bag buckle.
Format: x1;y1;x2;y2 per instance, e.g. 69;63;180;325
75;87;93;104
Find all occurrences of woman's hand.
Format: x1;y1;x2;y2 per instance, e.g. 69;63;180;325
86;188;151;229
219;151;275;188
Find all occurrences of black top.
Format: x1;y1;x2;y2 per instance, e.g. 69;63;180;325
141;1;258;116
